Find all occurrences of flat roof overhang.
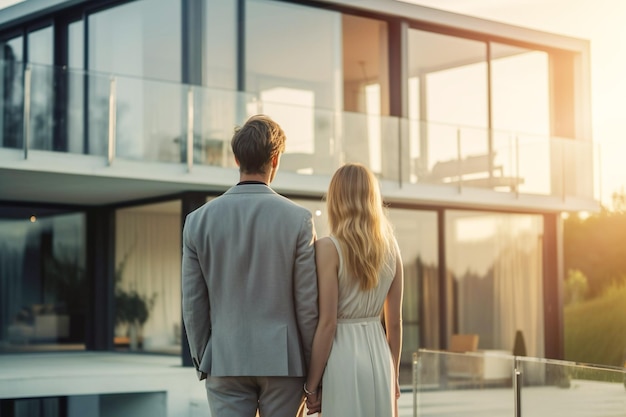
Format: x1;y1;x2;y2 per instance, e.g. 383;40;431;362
0;0;590;54
0;149;600;213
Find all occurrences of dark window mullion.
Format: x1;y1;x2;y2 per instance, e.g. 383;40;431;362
53;18;68;152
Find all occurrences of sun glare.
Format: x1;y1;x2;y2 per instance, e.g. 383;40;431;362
0;0;24;10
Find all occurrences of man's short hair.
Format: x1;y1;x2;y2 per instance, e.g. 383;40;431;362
231;114;286;174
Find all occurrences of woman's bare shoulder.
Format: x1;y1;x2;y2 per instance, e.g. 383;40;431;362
315;236;338;256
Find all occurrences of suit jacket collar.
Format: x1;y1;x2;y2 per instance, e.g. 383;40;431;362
223;184;278;196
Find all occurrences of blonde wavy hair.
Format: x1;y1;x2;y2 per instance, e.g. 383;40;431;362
326;163;393;290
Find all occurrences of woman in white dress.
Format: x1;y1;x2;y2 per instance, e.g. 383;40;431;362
304;163;404;416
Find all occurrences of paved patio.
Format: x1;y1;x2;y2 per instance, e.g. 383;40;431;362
0;352;623;417
405;379;626;417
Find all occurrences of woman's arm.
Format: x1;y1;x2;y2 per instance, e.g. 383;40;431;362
384;243;404;403
304;237;339;411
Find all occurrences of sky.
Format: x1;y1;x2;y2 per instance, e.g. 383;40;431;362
402;0;626;209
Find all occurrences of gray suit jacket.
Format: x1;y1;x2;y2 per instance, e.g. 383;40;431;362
182;184;318;380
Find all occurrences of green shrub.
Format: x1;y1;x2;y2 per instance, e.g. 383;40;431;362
564;284;626;367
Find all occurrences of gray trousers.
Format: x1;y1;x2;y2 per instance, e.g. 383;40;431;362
205;375;305;417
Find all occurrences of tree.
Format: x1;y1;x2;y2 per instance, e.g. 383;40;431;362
563;189;626;298
564;269;588;305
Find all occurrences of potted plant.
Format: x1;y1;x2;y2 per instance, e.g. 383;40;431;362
114;253;156;350
114;288;155;350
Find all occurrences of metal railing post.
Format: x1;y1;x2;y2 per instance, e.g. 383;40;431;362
561;139;566;202
107;76;117;166
597;142;603;206
515;135;520;198
456;128;462;192
186;87;194;172
22;64;31;159
513;357;522;417
412;351;419;417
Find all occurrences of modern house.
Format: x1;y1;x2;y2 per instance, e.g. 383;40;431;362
0;0;598;414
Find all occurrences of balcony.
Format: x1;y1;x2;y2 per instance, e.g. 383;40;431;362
0;60;600;211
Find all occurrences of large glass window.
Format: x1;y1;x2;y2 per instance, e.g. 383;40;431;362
445;210;544;358
387;208;438;385
27;26;54;151
0;206;86;353
88;0;182;160
114;201;181;354
67;20;85;153
204;0;237;90
341;14;392;177
491;43;550;195
1;35;24;149
407;29;488;184
245;0;340;175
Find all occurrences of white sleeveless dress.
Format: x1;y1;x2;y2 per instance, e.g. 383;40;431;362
320;235;398;417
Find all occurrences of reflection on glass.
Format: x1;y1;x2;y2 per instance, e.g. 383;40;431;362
88;0;181;81
520;356;626;415
342;14;389;174
341;112;401;180
491;43;549;195
114;77;184;162
114;201;181;354
0;36;23;148
246;0;340;173
408;29;488;183
415;350;626;416
0;208;86;353
446;210;544;357
204;0;237;89
28;27;54;151
342;14;388;115
67;20;85;153
88;0;182;160
414;350;517;415
192;88;254;168
387;208;438;385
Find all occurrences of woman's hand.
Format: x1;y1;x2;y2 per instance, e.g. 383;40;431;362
305;388;322;414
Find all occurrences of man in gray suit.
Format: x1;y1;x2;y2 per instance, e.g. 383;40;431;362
182;114;318;417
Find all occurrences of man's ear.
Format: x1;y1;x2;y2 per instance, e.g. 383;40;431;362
271;154;280;168
234;157;240;167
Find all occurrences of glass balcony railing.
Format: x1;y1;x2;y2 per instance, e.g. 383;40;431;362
412;349;626;417
0;59;600;202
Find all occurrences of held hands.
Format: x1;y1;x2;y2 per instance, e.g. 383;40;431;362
304;383;321;414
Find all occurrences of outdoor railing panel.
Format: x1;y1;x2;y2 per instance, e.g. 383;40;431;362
518;356;626;417
0;59;601;203
341;112;402;181
413;349;515;417
1;59;25;150
257;100;338;177
190;87;257;169
413;349;626;417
